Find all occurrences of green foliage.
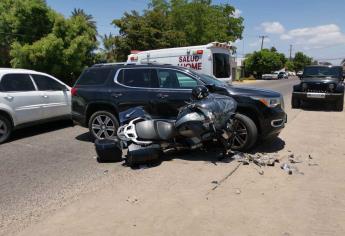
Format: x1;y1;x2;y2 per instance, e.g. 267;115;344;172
244;49;285;78
0;0;98;84
108;0;244;60
293;52;313;71
285;60;294;71
0;0;54;66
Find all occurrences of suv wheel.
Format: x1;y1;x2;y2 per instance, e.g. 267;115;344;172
335;97;344;111
231;113;258;151
0;115;12;144
89;111;119;140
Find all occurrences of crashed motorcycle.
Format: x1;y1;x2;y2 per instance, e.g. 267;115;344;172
114;88;238;167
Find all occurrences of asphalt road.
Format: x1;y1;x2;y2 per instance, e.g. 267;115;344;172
0;78;300;235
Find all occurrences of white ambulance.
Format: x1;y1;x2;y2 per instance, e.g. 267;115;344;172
127;42;234;83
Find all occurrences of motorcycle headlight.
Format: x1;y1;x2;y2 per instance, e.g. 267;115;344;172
252;96;282;108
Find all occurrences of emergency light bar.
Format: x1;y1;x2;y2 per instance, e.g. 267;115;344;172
207;42;232;50
191;50;204;55
129;55;138;61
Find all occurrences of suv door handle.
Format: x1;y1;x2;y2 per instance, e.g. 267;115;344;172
111;93;123;98
157;93;169;99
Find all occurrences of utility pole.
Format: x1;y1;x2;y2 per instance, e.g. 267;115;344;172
259;35;268;50
289;44;293;60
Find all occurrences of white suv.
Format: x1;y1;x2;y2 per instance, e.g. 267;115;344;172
0;68;71;143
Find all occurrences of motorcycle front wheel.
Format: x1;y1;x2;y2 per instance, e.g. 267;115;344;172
230;113;258;151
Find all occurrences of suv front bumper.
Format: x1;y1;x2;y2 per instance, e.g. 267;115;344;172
259;106;287;139
292;91;343;101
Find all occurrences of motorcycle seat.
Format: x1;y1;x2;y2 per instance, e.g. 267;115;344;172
135;120;175;141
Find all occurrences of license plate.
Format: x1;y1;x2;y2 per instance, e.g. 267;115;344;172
307;93;326;99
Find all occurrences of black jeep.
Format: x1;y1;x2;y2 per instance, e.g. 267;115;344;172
292;65;344;111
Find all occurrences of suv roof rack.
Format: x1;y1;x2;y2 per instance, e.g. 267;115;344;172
92;62;136;67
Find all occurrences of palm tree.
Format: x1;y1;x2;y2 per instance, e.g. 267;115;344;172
71;8;97;32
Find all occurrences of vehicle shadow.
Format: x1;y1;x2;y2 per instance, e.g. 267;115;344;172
8;120;73;143
163;148;232;164
300;101;338;112
75;131;95;143
250;137;285;154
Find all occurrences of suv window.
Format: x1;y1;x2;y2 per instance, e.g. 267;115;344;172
158;69;198;89
32;74;65;91
76;68;112;86
213;53;231;78
118;69;158;88
1;74;36;92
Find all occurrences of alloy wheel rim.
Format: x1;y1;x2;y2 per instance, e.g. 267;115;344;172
231;119;248;149
0;120;8;139
92;115;116;139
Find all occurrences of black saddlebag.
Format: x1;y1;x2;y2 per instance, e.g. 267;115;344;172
126;144;161;166
95;138;123;162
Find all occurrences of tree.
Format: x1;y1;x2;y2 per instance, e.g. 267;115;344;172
101;33;118;62
244;49;284;78
285;60;294;71
71;8;97;32
109;0;244;60
293;52;313;71
10;8;98;84
0;0;54;66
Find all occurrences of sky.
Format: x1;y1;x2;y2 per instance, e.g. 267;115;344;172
46;0;345;65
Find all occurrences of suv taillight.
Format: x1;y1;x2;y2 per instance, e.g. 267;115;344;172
71;87;78;96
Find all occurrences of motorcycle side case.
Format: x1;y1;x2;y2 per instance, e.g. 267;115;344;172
126;144;161;166
95;138;123;162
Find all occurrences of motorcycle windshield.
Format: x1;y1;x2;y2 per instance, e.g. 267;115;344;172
194;94;237;129
119;106;152;125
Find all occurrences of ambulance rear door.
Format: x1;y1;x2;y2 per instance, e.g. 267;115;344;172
209;47;232;82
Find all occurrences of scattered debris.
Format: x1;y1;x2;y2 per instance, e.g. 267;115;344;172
232;152;280;167
232;151;307;175
281;163;304;175
126;196;139;204
235;188;241;194
103;170;109;175
281;163;293;175
211;180;218;184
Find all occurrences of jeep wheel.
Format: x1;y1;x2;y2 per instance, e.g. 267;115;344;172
335;98;344;111
230;113;258;151
89;111;119;140
291;97;300;109
0;115;12;144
